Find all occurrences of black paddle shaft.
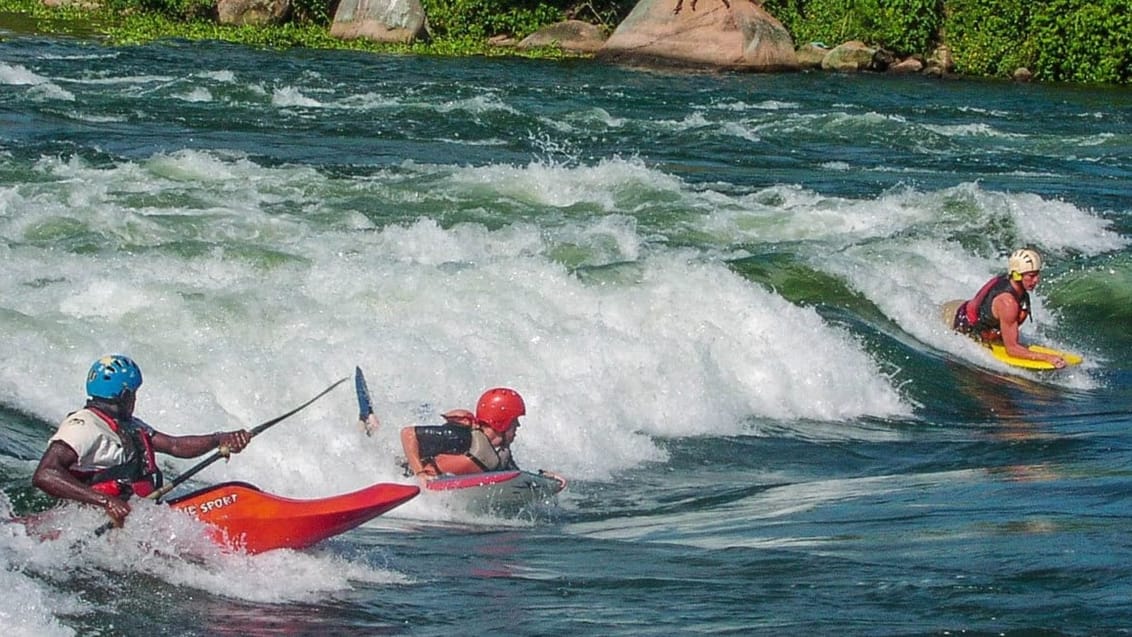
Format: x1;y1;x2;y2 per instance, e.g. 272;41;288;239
152;375;349;501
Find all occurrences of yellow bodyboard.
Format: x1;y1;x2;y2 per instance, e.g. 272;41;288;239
986;343;1083;370
940;300;1083;370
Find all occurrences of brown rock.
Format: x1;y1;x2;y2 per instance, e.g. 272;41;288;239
488;34;518;48
821;40;875;72
330;0;428;44
217;0;291;26
889;57;924;74
927;44;954;73
517;20;606;53
597;0;798;72
795;42;830;69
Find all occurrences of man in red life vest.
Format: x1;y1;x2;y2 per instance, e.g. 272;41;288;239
400;387;524;483
951;248;1067;369
32;355;252;526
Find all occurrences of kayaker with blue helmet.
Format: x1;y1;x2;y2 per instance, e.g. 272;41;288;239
32;355;252;527
400;387;525;483
949;248;1067;369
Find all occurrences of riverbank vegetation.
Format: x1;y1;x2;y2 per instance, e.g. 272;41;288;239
0;0;617;56
762;0;1132;84
1;0;1129;84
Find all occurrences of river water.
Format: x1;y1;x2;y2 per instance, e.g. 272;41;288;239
2;31;1131;636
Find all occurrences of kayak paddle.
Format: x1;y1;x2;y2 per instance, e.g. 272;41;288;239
355;366;380;436
91;375;349;537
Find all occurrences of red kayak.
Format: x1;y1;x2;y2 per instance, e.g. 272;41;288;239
166;481;419;554
426;469;567;494
424;469;566;512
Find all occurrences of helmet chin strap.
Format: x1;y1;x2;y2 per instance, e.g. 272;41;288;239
86;392;135;421
1011;276;1035;326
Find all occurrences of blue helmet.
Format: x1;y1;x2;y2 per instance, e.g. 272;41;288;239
86;355;143;400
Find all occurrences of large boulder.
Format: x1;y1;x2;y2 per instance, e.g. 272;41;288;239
217;0;291;26
889;56;924;74
517;20;607;54
596;0;798;72
924;44;955;77
821;40;876;71
330;0;428;44
795;42;830;69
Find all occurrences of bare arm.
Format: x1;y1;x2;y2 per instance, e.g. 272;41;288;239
150;429;251;459
993;294;1066;368
32;441;130;524
400;427;433;479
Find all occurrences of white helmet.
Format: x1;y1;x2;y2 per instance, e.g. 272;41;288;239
1008;248;1043;278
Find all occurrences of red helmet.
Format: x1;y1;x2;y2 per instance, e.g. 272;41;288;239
475;388;526;433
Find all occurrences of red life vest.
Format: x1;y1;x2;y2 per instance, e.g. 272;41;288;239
956;274;1031;342
73;408;163;499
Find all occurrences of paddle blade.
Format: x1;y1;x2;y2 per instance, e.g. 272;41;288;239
355;366;380;436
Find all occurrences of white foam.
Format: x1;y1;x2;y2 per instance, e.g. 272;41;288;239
175;87;213;103
272;86;323;108
4;152;1122;496
0;62;49;85
0;498;405;608
0;62;73;101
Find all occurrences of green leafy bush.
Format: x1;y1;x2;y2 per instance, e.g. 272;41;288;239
945;0;1132;82
103;0;214;21
291;0;331;25
1031;0;1132;83
855;0;940;56
760;0;852;48
420;0;563;39
762;0;940;56
944;0;1034;77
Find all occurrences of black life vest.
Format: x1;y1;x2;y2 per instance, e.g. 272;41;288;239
437;412;515;472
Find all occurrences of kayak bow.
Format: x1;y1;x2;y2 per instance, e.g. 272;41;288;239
167;481;419;553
